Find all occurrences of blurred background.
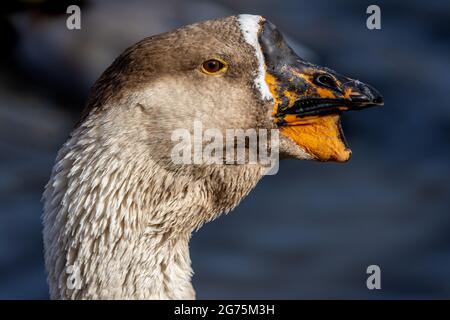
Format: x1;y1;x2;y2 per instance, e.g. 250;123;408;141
1;0;449;299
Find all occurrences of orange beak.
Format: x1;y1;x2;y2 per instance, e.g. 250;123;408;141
265;70;383;162
259;18;384;162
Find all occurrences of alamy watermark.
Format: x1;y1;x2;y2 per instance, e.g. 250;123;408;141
171;121;280;175
66;264;82;290
366;264;381;290
66;5;81;30
366;5;381;30
66;5;381;32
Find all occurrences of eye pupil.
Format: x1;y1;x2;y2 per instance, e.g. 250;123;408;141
208;61;218;71
202;59;226;74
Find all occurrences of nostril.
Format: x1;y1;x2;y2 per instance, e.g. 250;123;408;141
314;74;339;90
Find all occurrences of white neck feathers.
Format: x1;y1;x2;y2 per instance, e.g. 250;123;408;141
43;123;196;299
42;114;263;299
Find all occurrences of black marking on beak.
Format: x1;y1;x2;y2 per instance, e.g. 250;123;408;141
258;20;383;121
347;80;384;105
280;97;383;118
283;81;384;118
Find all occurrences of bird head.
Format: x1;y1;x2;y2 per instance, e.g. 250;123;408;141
44;15;385;300
82;14;383;167
259;18;384;161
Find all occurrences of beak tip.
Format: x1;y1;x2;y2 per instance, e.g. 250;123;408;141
353;81;384;107
332;148;352;163
366;85;384;106
371;94;384;106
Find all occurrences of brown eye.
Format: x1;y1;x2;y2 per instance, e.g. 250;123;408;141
201;59;227;74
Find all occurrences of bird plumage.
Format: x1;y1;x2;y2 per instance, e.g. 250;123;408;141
42;14;382;299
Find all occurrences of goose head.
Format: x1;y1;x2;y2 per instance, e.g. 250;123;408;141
43;14;383;299
82;14;382;167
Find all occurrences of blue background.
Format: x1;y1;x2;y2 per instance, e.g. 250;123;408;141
0;0;449;299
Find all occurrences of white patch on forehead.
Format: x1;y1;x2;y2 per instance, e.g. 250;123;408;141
238;14;273;101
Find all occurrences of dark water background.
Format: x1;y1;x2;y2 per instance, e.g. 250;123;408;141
0;0;449;299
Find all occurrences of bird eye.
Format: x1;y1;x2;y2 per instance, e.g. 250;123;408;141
201;59;227;75
315;74;338;89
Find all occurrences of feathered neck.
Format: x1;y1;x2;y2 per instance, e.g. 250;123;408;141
43;116;264;299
